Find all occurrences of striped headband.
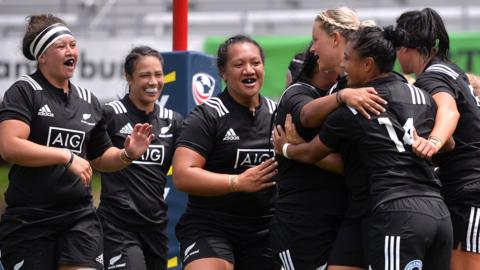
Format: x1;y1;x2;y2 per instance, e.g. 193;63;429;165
29;23;74;60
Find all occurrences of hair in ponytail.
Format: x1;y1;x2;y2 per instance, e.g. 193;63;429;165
349;26;396;73
393;8;450;60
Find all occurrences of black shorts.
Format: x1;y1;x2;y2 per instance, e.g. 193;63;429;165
176;210;280;270
0;207;103;270
368;197;452;270
101;218;168;270
448;203;480;253
270;209;343;269
446;180;480;253
328;215;369;268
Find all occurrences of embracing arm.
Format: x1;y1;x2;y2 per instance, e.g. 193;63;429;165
300;87;387;128
273;123;333;164
172;147;277;196
412;92;459;159
280;114;343;174
316;153;344;175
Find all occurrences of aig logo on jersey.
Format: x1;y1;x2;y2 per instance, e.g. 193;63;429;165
234;149;274;169
133;145;165;165
47;127;85;153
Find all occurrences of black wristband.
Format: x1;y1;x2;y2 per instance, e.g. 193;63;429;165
64;150;74;169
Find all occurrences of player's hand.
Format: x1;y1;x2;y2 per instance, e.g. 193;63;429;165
123;123;154;159
412;128;439;159
272;124;287;155
67;152;93;187
284;114;305;145
340;87;387;119
237;158;277;192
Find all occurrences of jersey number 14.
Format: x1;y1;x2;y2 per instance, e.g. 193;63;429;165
378;117;414;152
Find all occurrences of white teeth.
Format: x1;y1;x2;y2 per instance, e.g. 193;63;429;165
145;88;157;93
64;59;74;66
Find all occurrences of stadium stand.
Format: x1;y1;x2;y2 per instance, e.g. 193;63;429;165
1;0;480;38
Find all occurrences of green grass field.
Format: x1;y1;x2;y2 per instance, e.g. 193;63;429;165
0;165;102;214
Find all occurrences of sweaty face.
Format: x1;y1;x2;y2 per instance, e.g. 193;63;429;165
343;42;369;87
127;55;164;108
39;36;78;83
221;42;264;102
310;21;340;72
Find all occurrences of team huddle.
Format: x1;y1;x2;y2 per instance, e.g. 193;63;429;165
0;5;479;270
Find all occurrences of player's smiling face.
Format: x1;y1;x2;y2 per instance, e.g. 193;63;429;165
127;55;164;110
343;41;369;87
310;20;342;73
39;36;78;83
221;42;264;102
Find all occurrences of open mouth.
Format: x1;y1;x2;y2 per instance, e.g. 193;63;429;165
242;78;256;85
145;87;158;93
64;59;75;67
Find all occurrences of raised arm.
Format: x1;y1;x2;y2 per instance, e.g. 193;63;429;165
90;123;153;172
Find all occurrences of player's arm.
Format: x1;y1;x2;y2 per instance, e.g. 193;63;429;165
90;123;153;172
316;153;344;175
273;124;333;164
412;92;459;159
281;114;343;175
0;119;93;186
300;87;386;128
172;147;277;196
0;119;71;166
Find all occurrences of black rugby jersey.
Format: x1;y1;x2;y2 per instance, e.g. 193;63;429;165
274;82;347;215
415;58;480;201
330;76;370;218
0;70;112;210
320;74;441;210
97;95;183;231
176;90;277;217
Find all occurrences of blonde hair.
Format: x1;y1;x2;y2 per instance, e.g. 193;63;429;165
315;6;374;39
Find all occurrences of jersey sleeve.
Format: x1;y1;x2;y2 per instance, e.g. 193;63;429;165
86;97;113;160
283;87;315;129
176;105;215;158
102;103;117;135
318;107;352;150
0;82;35;125
415;73;457;98
172;111;184;146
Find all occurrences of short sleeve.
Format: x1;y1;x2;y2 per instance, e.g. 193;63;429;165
285;90;314;129
172;111;184;146
319;107;352;151
176;105;215;158
86;97;113;160
0;82;35;125
415;73;456;98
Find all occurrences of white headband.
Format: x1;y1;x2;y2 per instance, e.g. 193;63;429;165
29;23;74;60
